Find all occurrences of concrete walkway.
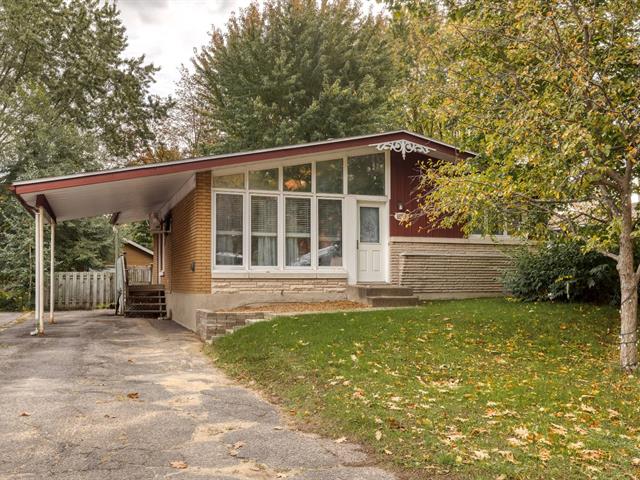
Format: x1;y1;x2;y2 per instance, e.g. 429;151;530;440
0;311;394;480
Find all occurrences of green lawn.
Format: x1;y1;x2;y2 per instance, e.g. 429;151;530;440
208;298;640;479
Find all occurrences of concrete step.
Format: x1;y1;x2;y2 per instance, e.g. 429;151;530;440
366;295;420;307
361;286;414;297
245;318;266;325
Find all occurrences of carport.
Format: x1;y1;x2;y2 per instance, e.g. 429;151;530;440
10;161;199;335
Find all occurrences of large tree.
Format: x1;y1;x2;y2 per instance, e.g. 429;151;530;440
183;0;398;154
0;0;166;308
390;0;640;370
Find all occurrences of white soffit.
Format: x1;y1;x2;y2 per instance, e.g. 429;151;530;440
20;170;195;223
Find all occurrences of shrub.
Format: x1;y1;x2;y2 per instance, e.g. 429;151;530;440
0;289;28;311
503;241;619;304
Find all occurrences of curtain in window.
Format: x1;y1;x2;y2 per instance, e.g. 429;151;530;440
251;196;278;266
285;197;311;266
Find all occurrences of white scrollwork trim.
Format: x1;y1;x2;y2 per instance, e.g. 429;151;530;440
369;139;434;160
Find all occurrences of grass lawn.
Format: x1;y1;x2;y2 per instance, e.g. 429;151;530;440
208;298;640;479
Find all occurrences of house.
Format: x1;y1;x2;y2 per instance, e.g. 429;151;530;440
121;238;153;267
10;131;520;333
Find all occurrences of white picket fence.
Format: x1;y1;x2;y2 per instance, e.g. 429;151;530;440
46;271;116;310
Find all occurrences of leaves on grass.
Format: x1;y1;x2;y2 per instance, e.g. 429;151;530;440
211;299;640;478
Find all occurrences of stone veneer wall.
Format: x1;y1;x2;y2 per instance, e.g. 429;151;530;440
389;237;522;298
211;277;347;295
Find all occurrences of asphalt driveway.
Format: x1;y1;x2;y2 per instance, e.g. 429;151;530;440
0;311;394;480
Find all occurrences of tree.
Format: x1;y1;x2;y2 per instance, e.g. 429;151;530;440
185;0;397;154
390;0;640;370
0;0;166;308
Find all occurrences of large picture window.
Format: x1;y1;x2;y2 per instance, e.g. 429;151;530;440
285;197;311;266
316;159;343;194
212;150;386;271
318;199;342;266
347;153;385;195
284;164;311;192
251;196;278;266
215;194;243;266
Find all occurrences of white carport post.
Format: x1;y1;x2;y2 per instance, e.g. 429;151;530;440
49;222;55;324
32;206;44;335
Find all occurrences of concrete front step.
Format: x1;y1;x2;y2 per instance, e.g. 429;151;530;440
367;295;420;307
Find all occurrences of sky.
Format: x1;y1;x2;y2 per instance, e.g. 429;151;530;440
116;0;386;98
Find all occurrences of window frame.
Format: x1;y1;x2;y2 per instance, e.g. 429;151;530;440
210;148;389;274
213;191;245;270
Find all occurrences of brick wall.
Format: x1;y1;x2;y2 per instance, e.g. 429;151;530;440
390;237;521;296
165;171;211;293
211;277;347;294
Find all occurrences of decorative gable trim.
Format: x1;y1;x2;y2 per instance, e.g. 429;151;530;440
369;139;434;160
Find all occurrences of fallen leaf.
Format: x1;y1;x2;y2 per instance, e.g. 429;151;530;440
539;448;551;462
472;450;490;461
335;437;347;444
513;426;530;440
580;450;604;461
169;460;187;469
631;458;640;466
127;392;139;400
507;437;527;447
375;430;382;441
19;412;30;417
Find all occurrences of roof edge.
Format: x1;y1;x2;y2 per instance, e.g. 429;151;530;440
12;130;475;196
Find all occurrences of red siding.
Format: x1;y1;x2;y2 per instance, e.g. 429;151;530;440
389;150;463;238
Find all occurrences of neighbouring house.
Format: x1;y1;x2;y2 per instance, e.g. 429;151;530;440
10;131;521;332
121;238;153;267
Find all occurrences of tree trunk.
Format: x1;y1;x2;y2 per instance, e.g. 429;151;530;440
618;263;638;370
617;194;638;371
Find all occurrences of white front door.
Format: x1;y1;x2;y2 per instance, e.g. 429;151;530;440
357;203;384;282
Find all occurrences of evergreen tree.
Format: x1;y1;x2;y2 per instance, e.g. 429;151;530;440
184;0;397;154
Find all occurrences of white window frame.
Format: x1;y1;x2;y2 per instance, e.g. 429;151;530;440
213;192;245;270
210;146;389;275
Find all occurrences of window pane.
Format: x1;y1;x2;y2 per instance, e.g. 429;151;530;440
347;153;385;195
359;206;380;243
316;159;343;194
213;173;244;189
251;196;278;266
285;197;311;266
215;194;243;266
318;199;342;266
249;168;279;190
283;164;311;192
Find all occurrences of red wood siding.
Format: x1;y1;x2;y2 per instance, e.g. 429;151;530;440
389;150;463;238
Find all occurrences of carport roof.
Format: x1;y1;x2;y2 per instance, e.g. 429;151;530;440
10;130;474;224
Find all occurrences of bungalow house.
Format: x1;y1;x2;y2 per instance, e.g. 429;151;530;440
10;131;518;333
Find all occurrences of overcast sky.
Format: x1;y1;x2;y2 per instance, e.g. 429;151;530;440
115;0;386;98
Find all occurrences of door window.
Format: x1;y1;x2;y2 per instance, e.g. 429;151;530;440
359;206;380;243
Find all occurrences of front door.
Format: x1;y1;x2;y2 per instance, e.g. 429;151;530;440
357;203;384;282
